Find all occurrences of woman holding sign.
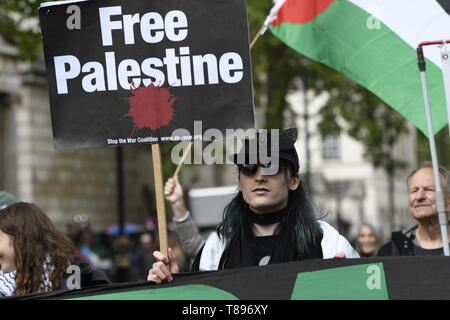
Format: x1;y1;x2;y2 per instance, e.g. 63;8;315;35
147;128;358;283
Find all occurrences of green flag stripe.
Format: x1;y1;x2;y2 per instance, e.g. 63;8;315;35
269;0;447;135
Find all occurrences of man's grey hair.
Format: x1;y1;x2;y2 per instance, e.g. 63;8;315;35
406;162;450;192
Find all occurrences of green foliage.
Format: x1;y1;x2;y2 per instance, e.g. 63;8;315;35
159;142;177;180
0;0;47;60
417;126;450;168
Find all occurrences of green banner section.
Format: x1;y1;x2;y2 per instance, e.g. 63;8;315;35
291;262;389;300
68;284;239;300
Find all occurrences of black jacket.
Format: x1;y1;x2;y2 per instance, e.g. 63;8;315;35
377;226;418;256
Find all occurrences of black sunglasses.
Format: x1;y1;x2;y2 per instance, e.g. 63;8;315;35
238;162;280;176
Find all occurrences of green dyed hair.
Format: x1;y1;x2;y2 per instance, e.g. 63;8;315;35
217;161;323;256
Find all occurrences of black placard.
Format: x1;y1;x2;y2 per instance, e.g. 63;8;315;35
39;0;254;149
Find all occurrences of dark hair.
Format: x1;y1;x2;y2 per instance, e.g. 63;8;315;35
218;160;322;256
0;202;75;295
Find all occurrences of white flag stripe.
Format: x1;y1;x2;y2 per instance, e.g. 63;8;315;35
440;51;450;130
347;0;450;69
264;0;288;27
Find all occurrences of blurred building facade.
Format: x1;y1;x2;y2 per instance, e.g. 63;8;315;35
0;37;155;231
291;90;419;242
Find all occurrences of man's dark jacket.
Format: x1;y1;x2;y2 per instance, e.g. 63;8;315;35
377;226;418;256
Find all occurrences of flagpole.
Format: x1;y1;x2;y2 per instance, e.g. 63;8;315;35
417;44;450;256
438;40;450;148
172;141;193;179
249;24;266;49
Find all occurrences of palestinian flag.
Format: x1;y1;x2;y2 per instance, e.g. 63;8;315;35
268;0;450;135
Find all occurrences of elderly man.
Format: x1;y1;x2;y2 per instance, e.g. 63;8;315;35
378;163;450;256
148;128;359;283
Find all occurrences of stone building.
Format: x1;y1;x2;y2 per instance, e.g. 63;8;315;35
0;36;157;232
290;90;419;242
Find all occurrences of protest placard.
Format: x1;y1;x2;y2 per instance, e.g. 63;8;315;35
39;0;254;149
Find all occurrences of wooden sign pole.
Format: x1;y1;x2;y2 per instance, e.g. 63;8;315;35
172;140;193;179
151;143;168;257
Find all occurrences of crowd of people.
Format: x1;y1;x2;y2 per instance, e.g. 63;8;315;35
0;194;188;296
1;128;449;296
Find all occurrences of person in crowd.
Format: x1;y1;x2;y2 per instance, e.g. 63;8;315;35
356;223;379;257
0;191;18;296
91;232;114;281
378;162;450;256
0;202;110;296
167;230;190;272
135;232;156;280
67;217;101;267
148;128;359;283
